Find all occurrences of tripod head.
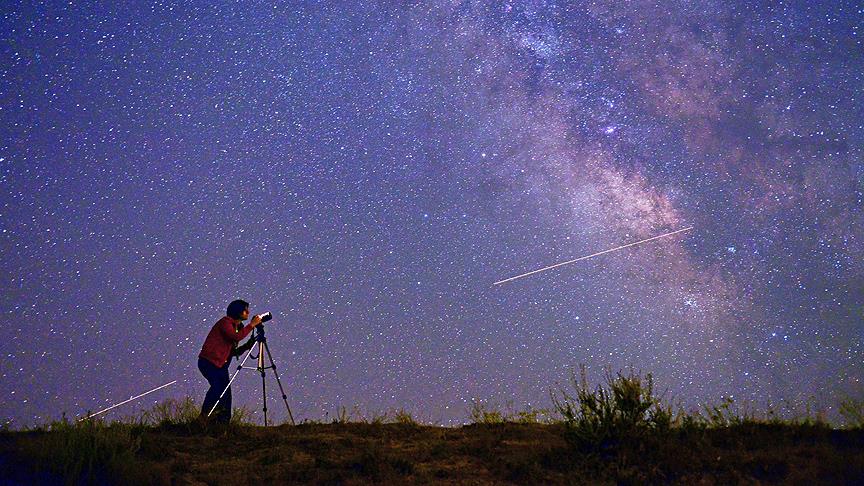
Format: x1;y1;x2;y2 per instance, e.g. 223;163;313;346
253;312;272;341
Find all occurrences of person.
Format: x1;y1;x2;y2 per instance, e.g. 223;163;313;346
198;299;264;424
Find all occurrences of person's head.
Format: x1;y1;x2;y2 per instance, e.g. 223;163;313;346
227;299;250;321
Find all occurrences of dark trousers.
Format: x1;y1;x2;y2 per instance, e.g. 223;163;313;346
199;357;231;424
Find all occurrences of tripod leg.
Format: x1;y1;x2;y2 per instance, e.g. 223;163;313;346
207;345;256;418
262;340;296;425
259;342;268;426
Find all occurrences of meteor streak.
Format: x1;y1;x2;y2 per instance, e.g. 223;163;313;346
79;380;177;421
493;226;694;286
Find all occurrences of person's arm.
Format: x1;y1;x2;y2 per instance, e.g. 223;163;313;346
218;315;262;343
233;336;256;356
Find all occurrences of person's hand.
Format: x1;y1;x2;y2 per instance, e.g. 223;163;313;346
250;315;263;327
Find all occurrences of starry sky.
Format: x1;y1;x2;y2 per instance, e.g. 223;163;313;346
2;1;862;427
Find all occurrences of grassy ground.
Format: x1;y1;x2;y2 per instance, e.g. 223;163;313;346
2;370;863;484
2;420;863;484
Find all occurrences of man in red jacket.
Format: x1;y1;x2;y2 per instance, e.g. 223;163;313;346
198;299;264;424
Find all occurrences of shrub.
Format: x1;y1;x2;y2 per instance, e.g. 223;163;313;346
513;406;552;424
229;404;256;426
391;408;418;425
551;366;673;449
839;397;864;429
469;400;553;424
138;397;199;426
703;397;744;427
470;401;505;424
329;406;350;424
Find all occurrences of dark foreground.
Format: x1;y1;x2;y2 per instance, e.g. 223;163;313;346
1;422;863;484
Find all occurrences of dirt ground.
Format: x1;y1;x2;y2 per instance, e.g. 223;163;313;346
2;422;863;484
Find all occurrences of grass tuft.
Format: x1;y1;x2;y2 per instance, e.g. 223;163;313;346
551;365;673;450
137;396;199;426
470;400;554;424
840;397;864;429
20;415;142;484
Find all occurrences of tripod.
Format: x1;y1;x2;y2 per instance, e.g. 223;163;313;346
207;324;296;426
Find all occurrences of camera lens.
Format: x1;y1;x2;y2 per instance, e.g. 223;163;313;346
260;312;273;323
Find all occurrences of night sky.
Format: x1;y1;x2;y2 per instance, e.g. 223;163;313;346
2;1;862;427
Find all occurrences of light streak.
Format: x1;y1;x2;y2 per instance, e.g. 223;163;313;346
493;226;694;286
78;380;177;421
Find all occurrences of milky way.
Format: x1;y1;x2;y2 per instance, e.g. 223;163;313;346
2;1;862;426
